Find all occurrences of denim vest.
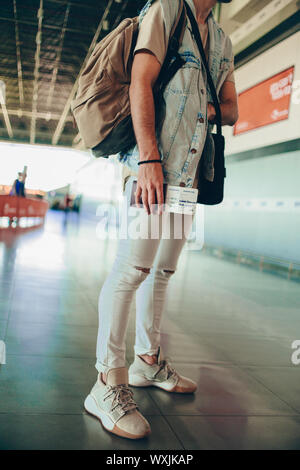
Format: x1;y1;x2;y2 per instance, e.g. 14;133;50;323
117;0;233;187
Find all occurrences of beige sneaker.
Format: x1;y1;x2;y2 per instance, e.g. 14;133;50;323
129;346;197;393
84;367;151;439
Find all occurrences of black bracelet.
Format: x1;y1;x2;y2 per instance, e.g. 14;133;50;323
138;159;162;166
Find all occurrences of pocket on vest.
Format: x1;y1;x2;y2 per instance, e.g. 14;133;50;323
164;62;198;96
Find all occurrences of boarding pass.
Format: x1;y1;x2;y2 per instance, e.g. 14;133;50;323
130;181;198;215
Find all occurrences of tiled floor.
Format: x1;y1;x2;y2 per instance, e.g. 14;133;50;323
0;210;300;450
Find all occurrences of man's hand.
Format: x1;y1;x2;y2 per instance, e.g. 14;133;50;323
135;162;164;215
219;80;239;126
130;49;165;215
207;102;216;123
207;81;239;127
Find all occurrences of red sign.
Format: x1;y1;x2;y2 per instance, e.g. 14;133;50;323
234;66;294;136
0;196;49;218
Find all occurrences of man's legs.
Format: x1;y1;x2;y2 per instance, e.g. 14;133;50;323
96;181;194;377
87;179;196;439
127;210;197;393
134;211;194;364
87;177;170;439
96;177;165;377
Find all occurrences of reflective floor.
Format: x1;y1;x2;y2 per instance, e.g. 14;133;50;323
0;210;300;450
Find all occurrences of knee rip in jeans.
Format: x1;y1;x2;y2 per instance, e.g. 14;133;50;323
134;266;151;274
132;266;175;280
120;264;150;288
161;269;175;278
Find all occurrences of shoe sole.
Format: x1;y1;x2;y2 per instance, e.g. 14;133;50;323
129;374;197;393
84;394;151;440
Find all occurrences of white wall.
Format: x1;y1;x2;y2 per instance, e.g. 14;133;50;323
204;31;300;263
223;31;300;155
204;151;300;262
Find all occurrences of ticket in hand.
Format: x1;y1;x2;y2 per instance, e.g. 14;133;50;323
130;180;198;215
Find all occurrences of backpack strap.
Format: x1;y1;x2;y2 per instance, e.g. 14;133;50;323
169;0;185;39
155;0;187;93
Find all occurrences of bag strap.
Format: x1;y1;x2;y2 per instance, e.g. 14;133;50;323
184;1;222;136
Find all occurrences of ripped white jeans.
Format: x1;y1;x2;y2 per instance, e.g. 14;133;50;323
95;176;194;374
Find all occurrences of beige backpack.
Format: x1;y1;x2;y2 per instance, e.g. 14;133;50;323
71;1;186;158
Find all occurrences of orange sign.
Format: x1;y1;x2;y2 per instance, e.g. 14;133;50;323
234;66;294;136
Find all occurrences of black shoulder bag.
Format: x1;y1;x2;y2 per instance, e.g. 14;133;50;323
185;1;226;205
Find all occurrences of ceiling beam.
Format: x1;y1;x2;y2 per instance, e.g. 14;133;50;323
52;0;114;146
0;103;14;138
13;0;24;106
0;52;84;66
30;0;43;145
0;16;94;36
0;108;73;121
45;0;104;10
0;63;82;76
46;2;70;110
112;0;130;28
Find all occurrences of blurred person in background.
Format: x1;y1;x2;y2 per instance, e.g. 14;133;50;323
10;172;26;197
64;193;73;212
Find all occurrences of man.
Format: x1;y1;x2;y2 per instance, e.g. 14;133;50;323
84;0;238;440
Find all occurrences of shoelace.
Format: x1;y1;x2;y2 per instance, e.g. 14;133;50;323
153;357;179;381
104;384;137;413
